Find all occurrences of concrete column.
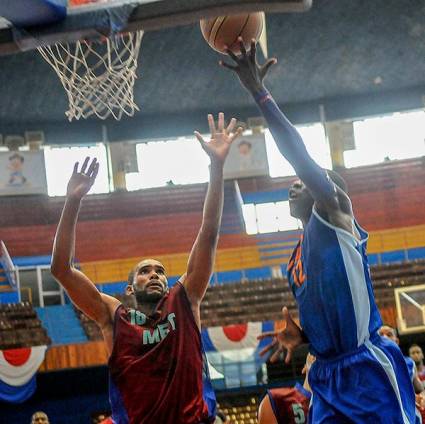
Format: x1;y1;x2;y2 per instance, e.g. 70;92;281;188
108;142;138;191
28;141;42;151
325;120;355;170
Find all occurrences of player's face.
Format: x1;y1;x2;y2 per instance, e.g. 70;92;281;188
238;143;251;155
378;326;398;344
10;158;23;170
288;179;314;219
410;346;424;364
130;259;168;303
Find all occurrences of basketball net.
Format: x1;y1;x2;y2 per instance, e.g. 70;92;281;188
37;30;143;121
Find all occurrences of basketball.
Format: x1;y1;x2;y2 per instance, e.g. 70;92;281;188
200;12;264;55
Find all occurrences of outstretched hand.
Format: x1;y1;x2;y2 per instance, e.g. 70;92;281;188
219;37;277;94
257;307;304;363
194;112;243;165
67;157;99;200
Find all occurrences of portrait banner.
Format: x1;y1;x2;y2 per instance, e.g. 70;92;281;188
0;151;47;196
223;133;269;179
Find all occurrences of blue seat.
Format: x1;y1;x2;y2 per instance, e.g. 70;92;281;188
407;247;425;260
381;250;406;263
245;267;271;280
216;270;243;284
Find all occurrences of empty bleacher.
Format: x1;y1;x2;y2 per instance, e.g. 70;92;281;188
74;307;103;341
201;259;425;328
0;302;51;349
36;304;87;345
217;395;259;424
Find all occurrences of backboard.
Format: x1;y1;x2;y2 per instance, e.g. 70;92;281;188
0;0;311;55
395;284;425;335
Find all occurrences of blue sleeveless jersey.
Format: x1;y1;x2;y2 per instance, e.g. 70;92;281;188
287;208;383;359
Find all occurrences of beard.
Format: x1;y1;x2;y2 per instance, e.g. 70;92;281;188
134;288;165;305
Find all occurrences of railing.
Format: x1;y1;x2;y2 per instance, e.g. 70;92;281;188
0;240;18;290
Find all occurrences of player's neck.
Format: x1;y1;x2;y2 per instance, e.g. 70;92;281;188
136;301;160;318
300;211;312;228
299;207;313;228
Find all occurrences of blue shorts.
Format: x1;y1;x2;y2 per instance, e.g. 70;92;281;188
308;335;416;423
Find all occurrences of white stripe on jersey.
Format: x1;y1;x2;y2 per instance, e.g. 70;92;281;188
336;231;371;347
365;340;411;424
312;208;371;347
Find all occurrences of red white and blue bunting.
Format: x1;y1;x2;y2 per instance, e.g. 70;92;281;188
202;321;274;387
0;346;47;403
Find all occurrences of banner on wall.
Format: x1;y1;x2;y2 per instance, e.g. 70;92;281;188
0;151;47;196
202;321;273;387
0;345;47;403
223;133;269;180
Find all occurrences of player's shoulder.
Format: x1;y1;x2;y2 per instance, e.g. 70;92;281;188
268;386;298;400
100;292;121;306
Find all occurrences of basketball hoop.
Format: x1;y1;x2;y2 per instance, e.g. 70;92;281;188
37;30;144;121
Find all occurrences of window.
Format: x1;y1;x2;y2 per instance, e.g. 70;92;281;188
265;123;332;178
242;201;300;234
126;137;210;190
44;143;110;196
345;110;425;168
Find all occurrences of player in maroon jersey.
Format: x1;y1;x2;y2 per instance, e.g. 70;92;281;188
51;113;243;424
258;354;313;424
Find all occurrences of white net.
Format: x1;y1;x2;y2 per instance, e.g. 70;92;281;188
37;30;144;121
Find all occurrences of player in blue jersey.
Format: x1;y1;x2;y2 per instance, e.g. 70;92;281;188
221;38;416;423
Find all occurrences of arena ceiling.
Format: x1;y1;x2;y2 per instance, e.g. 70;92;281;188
0;0;424;144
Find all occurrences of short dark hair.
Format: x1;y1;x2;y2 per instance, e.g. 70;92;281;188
238;140;252;148
381;324;398;337
327;169;348;194
409;343;422;350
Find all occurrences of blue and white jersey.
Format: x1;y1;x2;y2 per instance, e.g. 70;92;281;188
287;207;382;359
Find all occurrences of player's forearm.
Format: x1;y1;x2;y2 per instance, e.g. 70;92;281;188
200;160;224;237
51;197;81;280
253;88;335;203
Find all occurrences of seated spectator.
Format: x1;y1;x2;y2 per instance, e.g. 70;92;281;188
379;325;423;394
31;411;49;424
410;344;425;384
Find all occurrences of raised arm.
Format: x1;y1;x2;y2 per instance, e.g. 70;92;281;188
183;113;242;310
220;38;339;211
51;157;118;330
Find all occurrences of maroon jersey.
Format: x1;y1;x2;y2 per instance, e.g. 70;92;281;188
418;367;425;382
108;282;214;424
267;383;311;424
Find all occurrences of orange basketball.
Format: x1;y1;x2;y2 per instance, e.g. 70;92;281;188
200;12;264;55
